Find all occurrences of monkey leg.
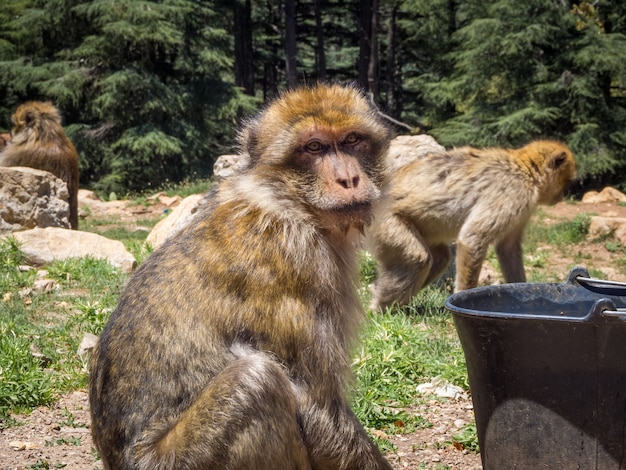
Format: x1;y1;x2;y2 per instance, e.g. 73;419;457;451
369;215;433;311
495;232;526;283
421;243;452;287
454;238;489;292
299;399;393;470
131;353;311;470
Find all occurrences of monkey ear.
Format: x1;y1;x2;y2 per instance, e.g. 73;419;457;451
550;151;568;169
24;111;37;128
238;118;262;164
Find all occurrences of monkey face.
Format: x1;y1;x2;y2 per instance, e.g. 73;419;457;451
291;126;381;227
240;84;392;232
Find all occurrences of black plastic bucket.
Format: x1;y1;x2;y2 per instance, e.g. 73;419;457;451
445;267;626;469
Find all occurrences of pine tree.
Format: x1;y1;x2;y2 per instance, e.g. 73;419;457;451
424;0;626;182
0;0;254;194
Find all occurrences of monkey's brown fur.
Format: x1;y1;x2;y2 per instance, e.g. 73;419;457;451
89;83;394;470
0;132;10;150
0;101;80;229
368;140;577;311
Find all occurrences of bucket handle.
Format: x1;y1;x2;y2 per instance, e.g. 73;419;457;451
575;275;626;296
601;309;626;319
575;273;626;320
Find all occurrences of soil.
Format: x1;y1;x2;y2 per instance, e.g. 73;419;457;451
1;194;625;470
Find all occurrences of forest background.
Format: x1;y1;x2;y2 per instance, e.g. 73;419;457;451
0;0;625;196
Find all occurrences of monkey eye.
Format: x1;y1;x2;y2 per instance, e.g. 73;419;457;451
343;133;361;145
304;140;325;153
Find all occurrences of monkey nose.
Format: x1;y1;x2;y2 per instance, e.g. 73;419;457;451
337;175;360;189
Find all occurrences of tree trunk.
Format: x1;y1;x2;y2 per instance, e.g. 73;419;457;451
262;1;281;101
368;0;379;100
284;0;298;89
314;0;326;81
386;1;401;117
358;0;372;90
234;0;255;95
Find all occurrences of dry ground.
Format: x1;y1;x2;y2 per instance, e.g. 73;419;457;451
1;196;625;470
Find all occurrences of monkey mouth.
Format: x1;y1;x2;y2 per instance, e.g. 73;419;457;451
332;201;372;215
324;201;373;230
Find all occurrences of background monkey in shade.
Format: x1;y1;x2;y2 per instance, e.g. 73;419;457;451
0;132;10;150
368;140;577;311
89;83;394;470
0;101;80;229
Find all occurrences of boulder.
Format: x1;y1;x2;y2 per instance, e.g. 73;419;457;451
146;194;206;249
385;134;445;171
588;216;626;240
581;187;626;204
0;166;71;233
78;189;127;218
213;154;250;180
5;227;136;273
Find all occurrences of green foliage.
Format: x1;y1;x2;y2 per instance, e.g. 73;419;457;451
1;0;626;190
353;286;467;431
0;0;256;194
403;0;626;184
526;213;591;249
0;327;55;419
0;248;127;420
450;424;479;453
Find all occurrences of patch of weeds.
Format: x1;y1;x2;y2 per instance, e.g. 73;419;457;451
25;458;68;468
27;461;51;469
0;414;20;430
526;213;591;248
525;250;548;268
45;436;82;446
549;213;591;245
359;251;378;285
59;407;82;428
0;252;124;419
46;257;125;301
605;241;623;253
353;286;467;432
450;424;480;452
68;301;112;335
126;238;154;265
587;268;610;279
0;237;24;266
0;327;55;418
162;178;213;198
80;215;123;229
371;435;397;454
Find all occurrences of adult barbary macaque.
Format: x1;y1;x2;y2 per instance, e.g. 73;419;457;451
368;140;577;311
0;101;80;229
89;83;394;470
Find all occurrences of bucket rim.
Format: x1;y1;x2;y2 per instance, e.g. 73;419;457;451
444;276;622;323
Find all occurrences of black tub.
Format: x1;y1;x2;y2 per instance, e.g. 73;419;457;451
445;267;626;469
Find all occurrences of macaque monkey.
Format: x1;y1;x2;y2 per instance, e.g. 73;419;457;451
0;102;80;229
368;140;577;311
0;132;10;150
89;83;394;470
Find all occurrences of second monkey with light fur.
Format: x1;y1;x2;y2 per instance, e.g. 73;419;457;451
368;140;577;311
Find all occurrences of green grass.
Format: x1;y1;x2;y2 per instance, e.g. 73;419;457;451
0;238;127;425
353;286;467;434
353;285;467;439
525;212;591;249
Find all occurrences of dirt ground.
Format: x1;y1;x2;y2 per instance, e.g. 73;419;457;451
1;194;625;470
